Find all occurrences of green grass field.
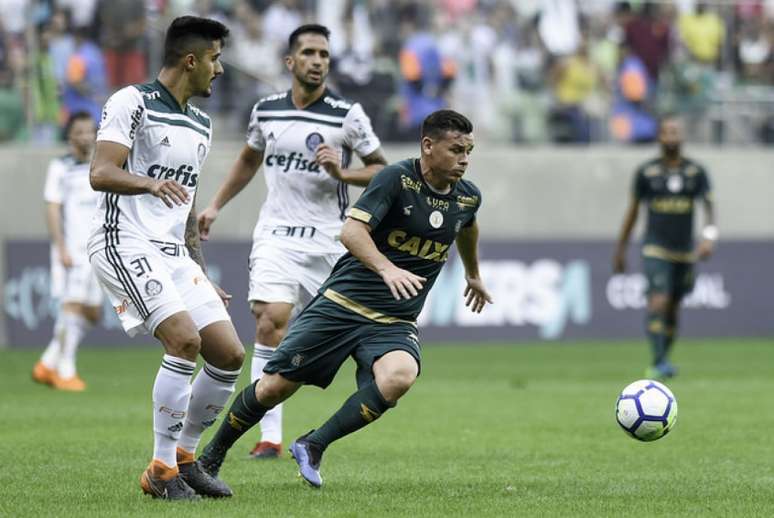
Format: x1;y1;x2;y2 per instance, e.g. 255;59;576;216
2;339;774;517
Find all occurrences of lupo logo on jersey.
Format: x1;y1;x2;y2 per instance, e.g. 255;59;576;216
265;152;321;173
147;163;198;187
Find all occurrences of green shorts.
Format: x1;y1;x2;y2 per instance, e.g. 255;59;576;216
643;256;695;300
264;295;421;389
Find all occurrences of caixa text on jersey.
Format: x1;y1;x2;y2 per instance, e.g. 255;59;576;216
147;163;199;187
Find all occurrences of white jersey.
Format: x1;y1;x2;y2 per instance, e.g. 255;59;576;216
87;80;212;255
246;88;380;253
43;154;99;265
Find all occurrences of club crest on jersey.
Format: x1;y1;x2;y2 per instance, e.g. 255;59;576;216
305;132;324;152
667;174;683;193
197;142;207;164
145;279;163;297
429;210;444;228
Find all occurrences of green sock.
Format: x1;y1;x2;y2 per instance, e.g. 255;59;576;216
306;381;394;452
646;312;668;366
207;380;270;452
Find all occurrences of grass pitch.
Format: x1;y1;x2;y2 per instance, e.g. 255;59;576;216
1;339;773;517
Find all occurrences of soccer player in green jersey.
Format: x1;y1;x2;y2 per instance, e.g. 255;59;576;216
613;115;717;379
197;109;492;488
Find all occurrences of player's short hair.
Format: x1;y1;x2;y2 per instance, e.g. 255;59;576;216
163;16;229;67
63;110;93;139
658;113;681;130
421;110;473;140
288;24;330;53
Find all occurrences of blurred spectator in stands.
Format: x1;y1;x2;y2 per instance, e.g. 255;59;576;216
610;46;657;142
62;28;106;124
624;1;672;81
678;2;725;66
57;0;99;31
229;1;284;121
96;0;147;89
48;8;75;88
735;16;772;83
0;16;24;141
263;0;304;47
32;23;61;142
537;0;582;58
549;36;601;143
398;8;456;138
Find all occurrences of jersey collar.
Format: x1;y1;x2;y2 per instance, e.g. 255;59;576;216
413;159;458;198
153;79;189;115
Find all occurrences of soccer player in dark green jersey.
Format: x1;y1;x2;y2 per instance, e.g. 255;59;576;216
613;115;716;379
197;109;492;489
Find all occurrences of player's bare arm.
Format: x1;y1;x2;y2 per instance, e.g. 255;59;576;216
198;145;264;240
186;196;232;306
45;201;73;267
340;217;426;300
90;140;190;208
697;197;717;261
455;220;492;313
613;195;640;273
316;145;387;187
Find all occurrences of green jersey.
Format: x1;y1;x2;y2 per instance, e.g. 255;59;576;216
633;157;711;262
318;158;482;322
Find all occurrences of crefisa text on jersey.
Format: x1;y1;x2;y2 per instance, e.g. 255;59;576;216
265;151;322;174
147;163;199;187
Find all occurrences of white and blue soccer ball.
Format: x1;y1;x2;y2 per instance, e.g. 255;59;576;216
616;379;678;442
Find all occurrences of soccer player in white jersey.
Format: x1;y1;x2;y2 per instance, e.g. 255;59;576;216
197;24;387;459
87;17;243;501
33;112;101;392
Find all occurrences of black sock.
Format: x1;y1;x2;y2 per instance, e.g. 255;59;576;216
646;311;668;366
306;380;394;452
664;315;678;359
206;380;271;452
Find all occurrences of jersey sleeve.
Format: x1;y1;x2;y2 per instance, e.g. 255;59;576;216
245;102;266;152
97;86;144;149
343;102;381;158
632;167;647;200
697;167;712;200
462;184;482;228
348;166;401;229
43;159;65;204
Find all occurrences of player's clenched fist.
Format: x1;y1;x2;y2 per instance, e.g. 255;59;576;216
315;144;342;180
197;206;219;240
148;179;189;208
379;264;427;300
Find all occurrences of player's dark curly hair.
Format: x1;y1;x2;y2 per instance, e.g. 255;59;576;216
62;110;93;140
163;16;229;67
288;24;330;53
421;110;473;140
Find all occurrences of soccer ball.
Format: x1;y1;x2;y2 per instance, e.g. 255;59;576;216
616;379;678;441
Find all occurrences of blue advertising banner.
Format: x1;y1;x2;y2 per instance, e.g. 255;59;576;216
3;239;771;347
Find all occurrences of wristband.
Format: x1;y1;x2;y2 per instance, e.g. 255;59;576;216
702;225;718;241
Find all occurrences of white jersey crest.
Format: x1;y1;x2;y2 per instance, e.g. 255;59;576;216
88;80;212;255
246;88;380;253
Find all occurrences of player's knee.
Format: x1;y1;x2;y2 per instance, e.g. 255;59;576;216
222;343;246;370
377;364;418;399
255;375;292;406
648;295;669;314
255;313;283;346
168;332;202;359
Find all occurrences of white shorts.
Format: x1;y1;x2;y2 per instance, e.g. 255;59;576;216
50;259;104;307
89;236;230;337
248;240;341;308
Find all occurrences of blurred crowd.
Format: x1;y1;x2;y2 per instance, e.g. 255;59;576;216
2;0;774;144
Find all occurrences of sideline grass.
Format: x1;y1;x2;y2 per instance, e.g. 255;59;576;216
1;339;773;517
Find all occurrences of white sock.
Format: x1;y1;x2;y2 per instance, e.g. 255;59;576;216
253;343;283;444
40;311;66;368
57;313;91;379
152;354;195;467
178;363;241;454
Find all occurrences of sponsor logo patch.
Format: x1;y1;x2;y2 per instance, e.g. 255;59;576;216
305;132;324;152
145;279;163;296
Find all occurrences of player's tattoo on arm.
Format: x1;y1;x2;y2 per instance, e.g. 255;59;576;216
339;148;388;187
361;148;388;167
185;199;207;273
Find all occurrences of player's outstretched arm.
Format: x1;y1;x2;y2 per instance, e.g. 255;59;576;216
340;217;426;300
198;145;263;240
45;202;72;267
90;141;189;207
456;221;492;313
316;146;387;187
613;196;640;273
